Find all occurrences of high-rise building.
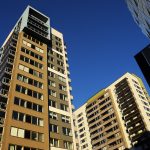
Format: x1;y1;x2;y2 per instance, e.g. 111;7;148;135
74;104;92;150
134;44;150;87
125;0;150;38
125;0;150;88
0;6;76;150
74;73;150;150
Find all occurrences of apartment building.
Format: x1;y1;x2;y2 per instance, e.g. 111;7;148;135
0;6;75;150
74;104;92;150
74;73;150;150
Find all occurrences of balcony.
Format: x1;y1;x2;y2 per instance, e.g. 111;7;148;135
7;58;14;65
5;67;12;75
28;24;48;38
9;49;15;56
28;19;48;33
68;78;71;82
28;14;48;26
0;102;6;111
0;117;4;125
0;89;8;98
69;86;72;91
2;77;10;86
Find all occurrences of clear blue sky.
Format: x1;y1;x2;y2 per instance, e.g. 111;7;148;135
0;0;149;109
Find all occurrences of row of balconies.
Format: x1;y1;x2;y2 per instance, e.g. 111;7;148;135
28;14;48;26
28;19;48;32
28;24;48;38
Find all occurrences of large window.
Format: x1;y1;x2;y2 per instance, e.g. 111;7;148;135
9;144;43;150
59;85;66;91
49;100;57;108
64;141;73;150
18;64;43;79
12;111;44;126
49;111;58;120
60;93;67;101
17;74;43;89
50;124;58;133
14;97;43;112
10;127;44;142
60;104;68;111
16;85;43;100
49;89;56;97
23;40;43;53
62;127;72;136
20;55;43;69
50;138;59;147
61;115;70;123
21;47;43;61
48;80;56;87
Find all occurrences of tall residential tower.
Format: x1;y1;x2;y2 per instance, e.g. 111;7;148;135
0;6;75;150
74;73;150;150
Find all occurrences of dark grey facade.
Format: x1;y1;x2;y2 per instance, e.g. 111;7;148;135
135;44;150;87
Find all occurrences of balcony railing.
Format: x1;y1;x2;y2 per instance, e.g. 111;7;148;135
2;77;10;85
28;25;48;38
7;58;14;65
28;19;48;32
0;89;8;98
5;67;12;74
0;117;4;125
0;102;6;110
28;14;48;27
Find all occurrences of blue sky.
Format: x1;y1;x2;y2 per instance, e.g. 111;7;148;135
0;0;149;109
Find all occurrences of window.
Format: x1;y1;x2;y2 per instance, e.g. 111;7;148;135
60;104;68;111
58;67;65;74
48;63;55;69
64;141;73;150
49;111;58;120
18;64;29;72
48;80;56;87
57;60;64;67
49;89;56;97
23;40;44;53
9;144;43;150
48;71;55;78
49;100;56;109
50;124;58;133
57;53;63;60
58;76;66;83
50;138;59;147
16;85;43;100
59;85;66;91
10;127;44;142
14;97;43;112
17;74;43;89
61;115;70;123
19;64;43;78
21;47;43;61
62;127;72;136
60;93;67;101
20;55;43;69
